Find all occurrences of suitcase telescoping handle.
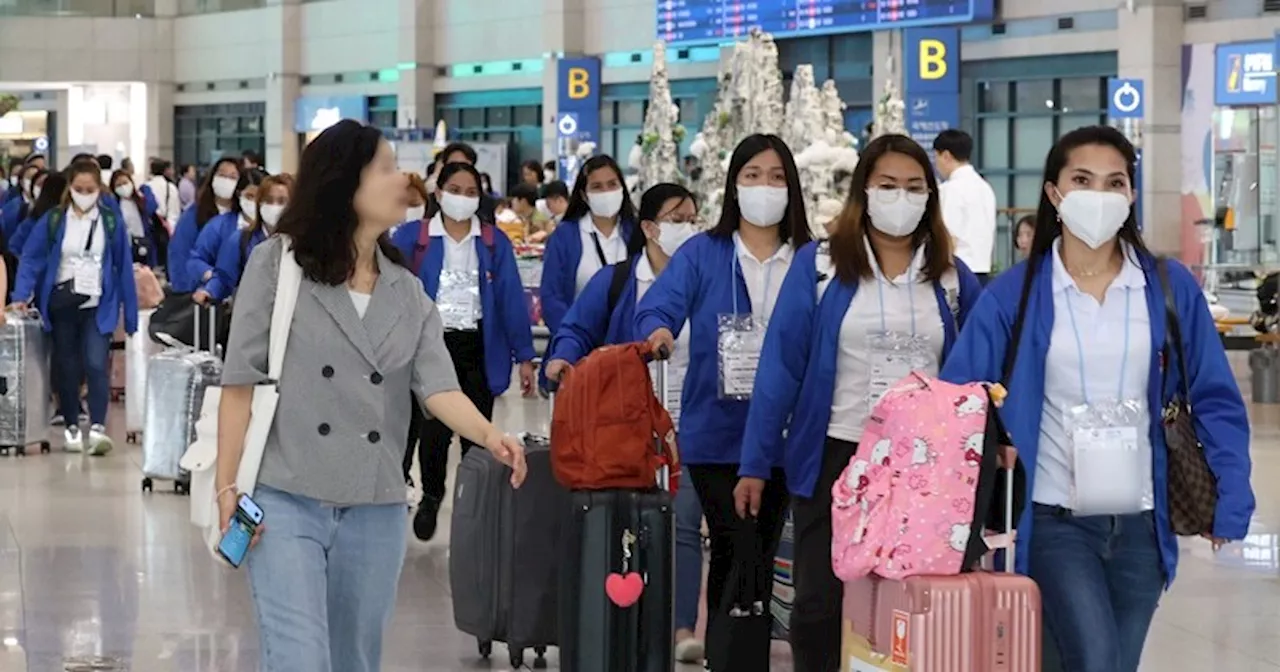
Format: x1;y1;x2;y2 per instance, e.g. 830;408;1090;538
997;445;1018;573
193;302;218;357
653;344;671;492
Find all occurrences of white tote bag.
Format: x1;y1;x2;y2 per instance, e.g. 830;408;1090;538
180;238;303;556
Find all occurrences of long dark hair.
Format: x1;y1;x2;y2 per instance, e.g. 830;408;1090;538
29;172;65;222
240;173;292;251
425;162;484;221
630;182;696;256
195;157;243;229
828;134;954;283
275;119;404;285
110;169;146;212
1030;125;1149;263
563;155;636;224
708;134;811;249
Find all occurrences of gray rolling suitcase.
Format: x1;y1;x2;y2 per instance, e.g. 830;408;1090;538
449;433;568;669
141;306;222;493
0;310;51;456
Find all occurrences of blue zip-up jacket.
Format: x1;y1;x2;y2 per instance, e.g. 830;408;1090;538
190;212;240;293
939;251;1253;585
1;197;28;241
13;203;140;335
391;218;537;396
739;242;982;496
1;185;20;206
635;232;797;465
207;227;267;301
539;215;636;335
169;207;225;293
547;254;644;363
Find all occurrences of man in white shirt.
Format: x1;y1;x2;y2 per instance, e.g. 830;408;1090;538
934;129;998;283
146;159;182;224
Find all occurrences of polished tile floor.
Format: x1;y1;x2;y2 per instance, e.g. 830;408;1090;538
0;354;1276;671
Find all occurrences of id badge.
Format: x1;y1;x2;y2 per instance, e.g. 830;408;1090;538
866;331;934;408
72;257;103;298
651;361;687;424
1066;401;1151;516
438;269;480;331
717;314;765;400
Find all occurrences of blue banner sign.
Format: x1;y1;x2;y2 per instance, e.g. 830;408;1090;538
556;57;601;182
1215;41;1277;107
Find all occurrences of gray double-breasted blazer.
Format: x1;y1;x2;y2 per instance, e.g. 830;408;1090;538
221;235;460;506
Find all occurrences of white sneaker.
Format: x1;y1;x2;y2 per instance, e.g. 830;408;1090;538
675;636;705;664
63;427;83;453
86;424;113;456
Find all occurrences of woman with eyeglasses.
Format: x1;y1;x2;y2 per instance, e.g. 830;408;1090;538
636;133;813;670
736;134;982;671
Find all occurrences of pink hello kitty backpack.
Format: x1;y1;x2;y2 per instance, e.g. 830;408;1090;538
831;372;1023;582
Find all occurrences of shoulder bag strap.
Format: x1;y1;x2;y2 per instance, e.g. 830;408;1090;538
606;256;634;316
268;236;304;380
1156;258;1192;402
1001;259;1038;387
412;219;431;275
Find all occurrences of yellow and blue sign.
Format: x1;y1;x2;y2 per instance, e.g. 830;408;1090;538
903;28;960;159
1107;78;1144;119
556;57;600;180
1215;40;1277;107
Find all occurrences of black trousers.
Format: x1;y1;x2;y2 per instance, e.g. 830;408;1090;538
790;437;859;672
688;463;789;670
402;326;494;503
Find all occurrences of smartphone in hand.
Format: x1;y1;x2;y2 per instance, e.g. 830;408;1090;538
217;493;264;568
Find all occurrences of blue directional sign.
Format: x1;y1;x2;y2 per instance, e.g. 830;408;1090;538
1107;78;1144;119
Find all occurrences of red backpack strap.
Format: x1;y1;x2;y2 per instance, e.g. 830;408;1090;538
411;219;431;274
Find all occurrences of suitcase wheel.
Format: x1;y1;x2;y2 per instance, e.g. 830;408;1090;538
533;646;548;669
509;648;523;668
12;445;24;457
175;480;189;495
476;640;492;658
142;477;154;493
126;432;139;444
39;441;50;454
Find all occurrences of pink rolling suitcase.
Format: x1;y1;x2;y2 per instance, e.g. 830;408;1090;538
840;463;1041;672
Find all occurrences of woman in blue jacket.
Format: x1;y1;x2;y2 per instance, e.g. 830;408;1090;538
168;157;242;293
636;133;813;669
205;173;291;302
545;182;707;663
109;169;159;266
940;125;1253;672
1;165;42;241
11;172;64;257
736;134;981;671
9;158;138;456
192;170;262;304
538;154;636;338
391;161;537;540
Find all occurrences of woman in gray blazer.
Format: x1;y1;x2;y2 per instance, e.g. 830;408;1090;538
214;120;527;672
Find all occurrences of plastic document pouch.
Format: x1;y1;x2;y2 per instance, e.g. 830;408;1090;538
438;269;481;331
651;361;687;424
717;314;765;400
1065;400;1153;516
70;256;103;298
866;331;934;408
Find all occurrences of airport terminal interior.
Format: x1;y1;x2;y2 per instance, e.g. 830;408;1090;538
4;0;1280;670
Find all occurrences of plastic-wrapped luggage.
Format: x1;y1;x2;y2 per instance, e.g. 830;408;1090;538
0;310;51;456
125;309;161;443
449;433;567;669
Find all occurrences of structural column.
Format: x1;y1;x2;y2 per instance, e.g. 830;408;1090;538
872;30;905;115
144;82;176;165
396;0;436;132
264;0;302;174
541;0;587;160
1117;0;1185;256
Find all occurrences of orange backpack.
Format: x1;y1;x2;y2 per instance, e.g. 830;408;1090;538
550;341;680;493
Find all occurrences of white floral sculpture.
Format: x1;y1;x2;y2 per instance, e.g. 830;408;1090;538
633;41;686;196
874;79;907;138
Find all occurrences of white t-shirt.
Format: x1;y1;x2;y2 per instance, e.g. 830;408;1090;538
349;290;371;319
939;164;998;274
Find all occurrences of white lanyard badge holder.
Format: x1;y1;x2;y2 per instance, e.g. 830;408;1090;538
1064;288;1152;516
717;256;771;400
437;244;481;332
70;216;104;299
866;278;934;408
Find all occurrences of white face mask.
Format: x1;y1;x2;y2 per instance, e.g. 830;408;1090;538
544;169;557;183
7;176;15;187
587;189;625;219
32;186;41;201
655;222;696;256
21;179;32;200
1055;189;1131;250
239;196;257;222
737;185;789;227
865;189;929;238
425;178;437;195
405;205;427;222
70;190;99;212
439;191;480;221
259;203;284;229
115;183;134;199
212;175;238;200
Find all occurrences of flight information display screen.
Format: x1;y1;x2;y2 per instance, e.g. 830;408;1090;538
657;0;994;46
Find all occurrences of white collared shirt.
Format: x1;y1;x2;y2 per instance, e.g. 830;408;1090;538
1035;239;1153;509
732;231;793;320
429;213;482;274
827;240;946;442
575;215;628;295
939;164;997;273
57;206;107;309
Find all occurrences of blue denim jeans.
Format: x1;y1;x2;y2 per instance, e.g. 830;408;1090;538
1029;504;1164;672
674;474;705;632
49;305;110;425
246;485;409;672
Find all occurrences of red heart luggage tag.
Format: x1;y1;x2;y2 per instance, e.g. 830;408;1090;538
605;572;645;607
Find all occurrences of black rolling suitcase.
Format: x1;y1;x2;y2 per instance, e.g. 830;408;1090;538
557;359;676;672
449;433;569;669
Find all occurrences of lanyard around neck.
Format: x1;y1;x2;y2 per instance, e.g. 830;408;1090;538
874;271;918;337
1065;286;1132;405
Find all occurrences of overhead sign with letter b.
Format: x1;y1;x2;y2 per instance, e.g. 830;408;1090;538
905;28;960;95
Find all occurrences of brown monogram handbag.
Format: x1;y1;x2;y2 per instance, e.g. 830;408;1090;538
1157;260;1218;536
